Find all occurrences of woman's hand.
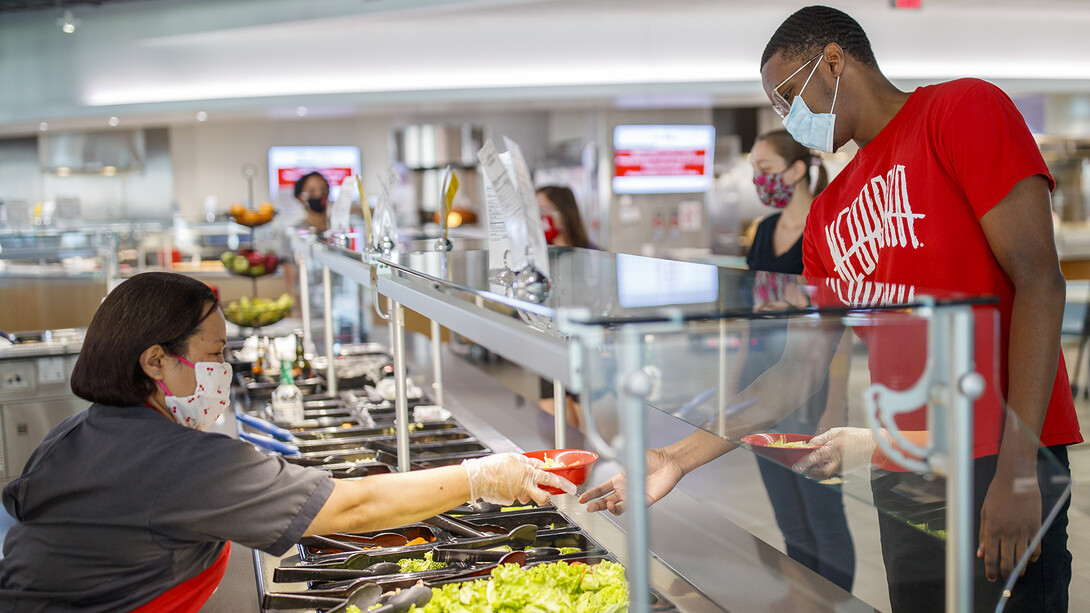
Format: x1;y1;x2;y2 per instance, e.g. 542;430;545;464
578;448;684;516
462;453;575;507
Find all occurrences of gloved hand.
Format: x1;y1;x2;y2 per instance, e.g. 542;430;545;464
462;453;577;506
793;427;890;478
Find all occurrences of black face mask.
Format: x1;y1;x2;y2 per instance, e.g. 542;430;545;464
305;197;326;213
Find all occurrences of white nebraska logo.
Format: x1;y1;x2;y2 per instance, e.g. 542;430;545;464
824;164;925;283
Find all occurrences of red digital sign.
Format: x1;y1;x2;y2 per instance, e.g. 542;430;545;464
614;149;708;178
277;167;354;190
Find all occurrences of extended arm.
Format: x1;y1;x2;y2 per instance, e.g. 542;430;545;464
307;454;574;535
977;174;1063;580
582;316;845;514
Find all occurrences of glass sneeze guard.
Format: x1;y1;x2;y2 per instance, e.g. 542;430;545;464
293;238;1072;613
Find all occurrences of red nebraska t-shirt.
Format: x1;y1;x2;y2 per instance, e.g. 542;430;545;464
802;78;1082;457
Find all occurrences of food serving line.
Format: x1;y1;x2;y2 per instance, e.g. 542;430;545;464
232;344;724;612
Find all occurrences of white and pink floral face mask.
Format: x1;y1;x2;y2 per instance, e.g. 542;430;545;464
157;356;232;430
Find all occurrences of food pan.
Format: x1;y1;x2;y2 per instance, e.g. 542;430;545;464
288;437;379;454
372;440;490;457
447;510;576;534
275;526;537;582
284;449;379;467
297;524;444;562
323;462;395;480
245;377;322;399
293;421;460;442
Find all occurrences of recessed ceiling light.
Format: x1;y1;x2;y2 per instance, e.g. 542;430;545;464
108;116;119;127
57;10;80;34
102;166;117;177
296;106;308;117
196;111;208;122
39;122;48;131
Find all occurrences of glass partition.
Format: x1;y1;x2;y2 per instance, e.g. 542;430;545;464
294;238;1074;613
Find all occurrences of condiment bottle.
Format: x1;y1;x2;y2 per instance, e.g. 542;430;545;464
292;334;311;380
271;360;305;423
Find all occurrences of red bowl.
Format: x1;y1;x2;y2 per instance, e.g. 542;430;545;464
741;433;822;467
523;449;599;494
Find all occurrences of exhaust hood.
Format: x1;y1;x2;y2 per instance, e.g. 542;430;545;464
38;129;145;174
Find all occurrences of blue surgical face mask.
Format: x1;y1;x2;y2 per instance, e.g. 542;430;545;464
781;58;839;154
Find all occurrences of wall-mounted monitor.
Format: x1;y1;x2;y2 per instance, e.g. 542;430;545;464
268;145;362;201
612;125;715;194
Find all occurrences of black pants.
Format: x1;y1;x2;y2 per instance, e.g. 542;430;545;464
756;457;855;592
872;445;1072;613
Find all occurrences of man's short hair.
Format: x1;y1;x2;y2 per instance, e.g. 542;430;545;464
761;5;878;69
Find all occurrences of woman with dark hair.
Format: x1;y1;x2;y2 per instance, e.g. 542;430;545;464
294;171;331;233
743;129;855;592
536;185;593;249
0;272;573;612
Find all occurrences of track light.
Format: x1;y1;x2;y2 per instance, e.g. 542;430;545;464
57;10;80;34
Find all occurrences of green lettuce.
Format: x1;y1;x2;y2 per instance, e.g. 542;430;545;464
412;560;628;613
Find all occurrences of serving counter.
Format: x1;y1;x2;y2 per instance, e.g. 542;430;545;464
257;234;1071;613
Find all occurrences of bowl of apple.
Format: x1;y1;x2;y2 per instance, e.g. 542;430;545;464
220;249;280;278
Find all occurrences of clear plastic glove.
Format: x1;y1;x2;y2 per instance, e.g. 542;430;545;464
793;427;889;478
462;453;576;507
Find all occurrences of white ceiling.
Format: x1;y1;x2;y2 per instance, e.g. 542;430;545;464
2;0;1090;135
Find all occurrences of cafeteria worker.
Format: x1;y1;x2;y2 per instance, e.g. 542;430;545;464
0;272;574;612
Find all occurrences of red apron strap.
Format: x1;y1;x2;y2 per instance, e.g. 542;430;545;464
131;542;231;613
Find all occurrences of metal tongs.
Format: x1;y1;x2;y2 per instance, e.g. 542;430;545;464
274;525;537;582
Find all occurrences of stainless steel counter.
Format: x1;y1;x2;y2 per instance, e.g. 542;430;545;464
0;329;86;483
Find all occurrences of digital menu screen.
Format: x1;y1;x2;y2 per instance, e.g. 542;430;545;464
268;146;362;201
612;125;715;194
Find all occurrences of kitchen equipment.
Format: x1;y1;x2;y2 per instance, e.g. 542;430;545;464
0;329;85;483
366;583;432;613
423;513;504;537
262;580;383;611
235;411;294;441
273;561;405;583
432;546;561;564
239;431;300;455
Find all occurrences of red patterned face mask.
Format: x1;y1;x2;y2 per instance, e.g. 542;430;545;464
156;356;232;430
753;171;795;209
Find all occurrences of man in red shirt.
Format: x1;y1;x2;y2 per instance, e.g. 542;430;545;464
582;6;1080;612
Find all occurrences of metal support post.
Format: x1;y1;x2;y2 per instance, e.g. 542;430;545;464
298;252;312;354
431;320;444;407
553;379;567;450
322;266;337;398
717;318;728;438
392;301;410;473
619;327;651;613
946;307;980;613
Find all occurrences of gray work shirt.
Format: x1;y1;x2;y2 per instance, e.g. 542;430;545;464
0;403;334;612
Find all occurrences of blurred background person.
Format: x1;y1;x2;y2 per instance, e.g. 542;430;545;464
536;185;594;249
741;129;855;592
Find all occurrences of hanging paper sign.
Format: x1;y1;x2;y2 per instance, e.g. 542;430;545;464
479;140;530;276
503;137;550;280
355;175;373;249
